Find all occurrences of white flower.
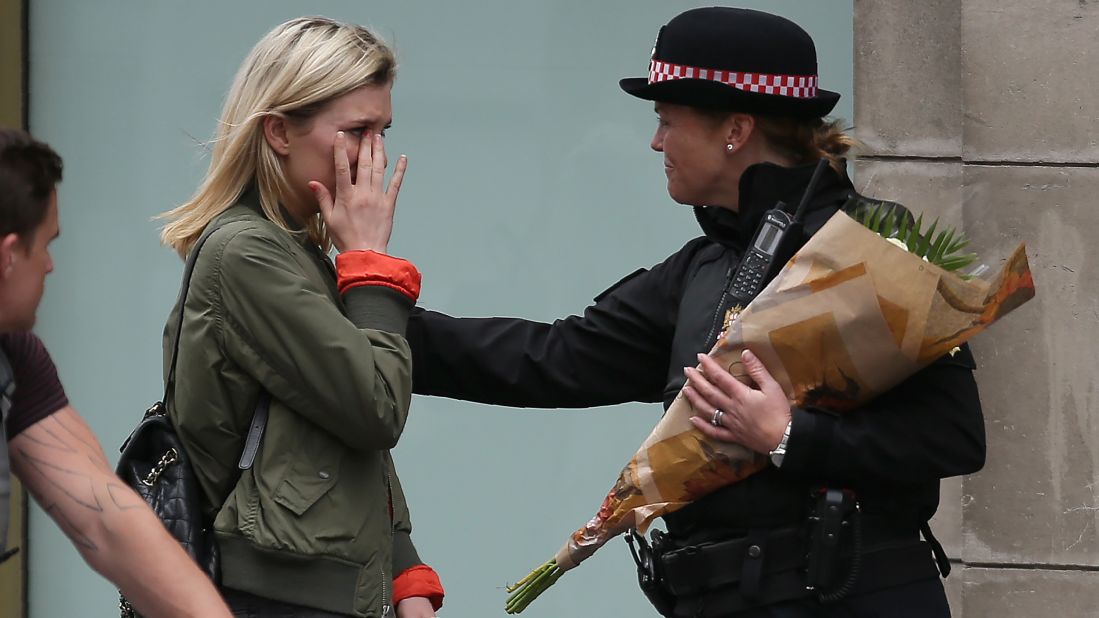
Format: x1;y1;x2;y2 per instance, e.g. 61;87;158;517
886;237;907;250
885;236;929;262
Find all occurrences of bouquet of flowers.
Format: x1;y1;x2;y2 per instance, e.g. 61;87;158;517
504;204;1035;614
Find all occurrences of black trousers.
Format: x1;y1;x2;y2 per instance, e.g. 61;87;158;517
730;577;950;618
222;588;349;618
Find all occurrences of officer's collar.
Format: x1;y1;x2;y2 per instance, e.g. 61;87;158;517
693;160;852;249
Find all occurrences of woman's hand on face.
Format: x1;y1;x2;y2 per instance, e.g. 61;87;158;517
395;596;436;618
683;350;792;455
310;131;407;254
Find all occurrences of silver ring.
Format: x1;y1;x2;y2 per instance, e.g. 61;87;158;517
711;409;725;427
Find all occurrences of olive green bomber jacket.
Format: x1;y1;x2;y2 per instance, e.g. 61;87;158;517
165;197;421;617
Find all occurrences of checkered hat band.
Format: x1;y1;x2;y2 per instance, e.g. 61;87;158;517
648;60;818;98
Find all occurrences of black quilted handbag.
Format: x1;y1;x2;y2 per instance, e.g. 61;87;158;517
115;222;269;617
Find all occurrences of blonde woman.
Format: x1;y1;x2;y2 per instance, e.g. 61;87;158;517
159;17;442;618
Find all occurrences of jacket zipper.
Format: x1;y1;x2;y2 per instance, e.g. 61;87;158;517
703;265;735;350
381;451;394;617
381;572;390;617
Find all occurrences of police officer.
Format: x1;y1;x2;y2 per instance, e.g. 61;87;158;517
408;7;985;617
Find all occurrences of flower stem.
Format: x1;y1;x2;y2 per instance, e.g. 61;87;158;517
505;565;541;593
504;558;563;614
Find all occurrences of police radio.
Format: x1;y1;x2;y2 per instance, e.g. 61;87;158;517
729;159;831;306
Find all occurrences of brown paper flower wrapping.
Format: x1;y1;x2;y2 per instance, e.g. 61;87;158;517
554;211;1035;570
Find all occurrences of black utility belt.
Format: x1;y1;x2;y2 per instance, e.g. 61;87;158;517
657;489;941;608
658;531;937;599
627;489;954;617
660;527;805;598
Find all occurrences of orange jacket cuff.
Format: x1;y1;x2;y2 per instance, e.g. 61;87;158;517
336;250;422;301
392;564;445;610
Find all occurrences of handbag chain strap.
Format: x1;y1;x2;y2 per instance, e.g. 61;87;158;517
140;448;179;487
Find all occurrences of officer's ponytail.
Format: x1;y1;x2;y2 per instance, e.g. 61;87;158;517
753;116;858;175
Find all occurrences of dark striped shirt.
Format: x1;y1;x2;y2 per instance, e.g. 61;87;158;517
1;332;69;438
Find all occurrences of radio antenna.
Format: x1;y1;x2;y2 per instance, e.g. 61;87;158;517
793;158;831;222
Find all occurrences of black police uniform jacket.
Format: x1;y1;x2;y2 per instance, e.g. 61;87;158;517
407;161;985;547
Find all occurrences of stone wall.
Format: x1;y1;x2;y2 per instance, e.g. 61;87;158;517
853;1;1099;615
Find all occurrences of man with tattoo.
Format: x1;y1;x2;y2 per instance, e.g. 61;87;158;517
0;128;232;617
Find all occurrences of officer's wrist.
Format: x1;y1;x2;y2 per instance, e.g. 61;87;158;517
768;420;792;467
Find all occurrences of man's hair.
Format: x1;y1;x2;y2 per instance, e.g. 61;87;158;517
0;128;63;241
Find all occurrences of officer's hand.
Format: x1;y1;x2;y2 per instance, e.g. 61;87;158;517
683;350;791;455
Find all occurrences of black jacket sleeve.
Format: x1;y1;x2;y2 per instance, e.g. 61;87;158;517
406;243;704;408
780;344;986;486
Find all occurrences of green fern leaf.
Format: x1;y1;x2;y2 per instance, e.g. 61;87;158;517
946;235;969;255
853;205;979;274
906;214;924;253
868;203;883;233
917;219;938;258
929;229;950;263
881;208;898;237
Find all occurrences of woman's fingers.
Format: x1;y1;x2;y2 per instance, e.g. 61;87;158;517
683;366;734;414
688;414;740;443
320;130;404;253
696;353;752;403
356;130;374;188
333;131;353;197
683;351;792;454
309;181;333;217
387;154;408;198
741;350;781;395
370;133;387;190
682;384;712;415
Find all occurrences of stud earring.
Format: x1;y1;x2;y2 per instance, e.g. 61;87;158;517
726;143;735;152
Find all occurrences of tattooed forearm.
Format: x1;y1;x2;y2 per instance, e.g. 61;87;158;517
53;413;99;452
18;424;78;453
85;453;113;474
43;504;99;551
107;483;144;511
19;417;110;472
9;407;167;560
51;416;112;471
18;448;104;512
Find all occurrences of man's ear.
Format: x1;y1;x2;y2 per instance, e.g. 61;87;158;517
263;114;292;156
0;233;20;279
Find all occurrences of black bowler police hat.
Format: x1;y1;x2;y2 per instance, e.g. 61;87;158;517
620;7;841;118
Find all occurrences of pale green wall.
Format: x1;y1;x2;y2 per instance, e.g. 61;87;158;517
27;1;852;616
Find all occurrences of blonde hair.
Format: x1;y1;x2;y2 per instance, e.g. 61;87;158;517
160;16;397;257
